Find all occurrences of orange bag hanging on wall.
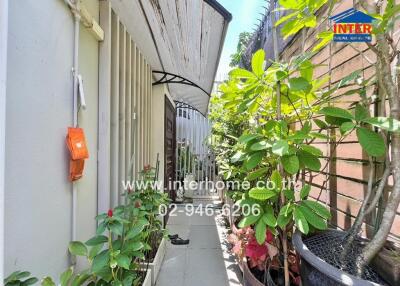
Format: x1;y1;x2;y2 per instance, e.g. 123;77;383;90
66;127;89;181
66;127;89;160
69;159;85;181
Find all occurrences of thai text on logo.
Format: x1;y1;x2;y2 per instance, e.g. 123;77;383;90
330;8;375;42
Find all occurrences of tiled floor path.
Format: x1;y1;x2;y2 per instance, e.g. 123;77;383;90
156;199;243;286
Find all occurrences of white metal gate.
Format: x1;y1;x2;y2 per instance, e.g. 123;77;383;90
175;102;217;198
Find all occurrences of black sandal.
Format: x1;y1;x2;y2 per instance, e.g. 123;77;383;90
170;238;190;245
168;234;179;240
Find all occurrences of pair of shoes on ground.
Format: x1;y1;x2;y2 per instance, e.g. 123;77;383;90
168;234;189;245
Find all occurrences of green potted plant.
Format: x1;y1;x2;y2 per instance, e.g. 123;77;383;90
133;166;169;285
65;204;150;285
4;205;153;286
215;47;334;285
4;165;167;286
213;0;400;285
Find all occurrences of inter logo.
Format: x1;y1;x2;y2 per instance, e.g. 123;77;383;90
330;8;375;42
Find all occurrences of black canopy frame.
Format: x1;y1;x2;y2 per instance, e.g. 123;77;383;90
152;71;211;98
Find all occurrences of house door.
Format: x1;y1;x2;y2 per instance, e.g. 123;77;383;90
164;95;176;203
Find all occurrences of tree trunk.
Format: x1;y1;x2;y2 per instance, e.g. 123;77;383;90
359;33;400;269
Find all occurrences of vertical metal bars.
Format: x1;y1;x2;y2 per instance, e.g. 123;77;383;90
99;4;153;212
175;105;217;197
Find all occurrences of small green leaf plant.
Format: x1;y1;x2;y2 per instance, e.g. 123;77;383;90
238;174;331;240
4;271;38;286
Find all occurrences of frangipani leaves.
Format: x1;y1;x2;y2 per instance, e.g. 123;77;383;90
356;127;386;157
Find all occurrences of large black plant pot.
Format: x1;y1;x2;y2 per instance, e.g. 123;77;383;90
293;230;388;286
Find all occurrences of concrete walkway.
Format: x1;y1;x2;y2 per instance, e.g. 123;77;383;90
156;199;242;286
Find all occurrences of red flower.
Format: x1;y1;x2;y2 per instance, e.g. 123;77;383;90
143;165;151;172
134;201;141;208
107;209;113;217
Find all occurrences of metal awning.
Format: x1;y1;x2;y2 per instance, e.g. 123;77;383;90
110;0;231;115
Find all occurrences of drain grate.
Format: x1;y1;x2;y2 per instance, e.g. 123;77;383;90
303;230;387;285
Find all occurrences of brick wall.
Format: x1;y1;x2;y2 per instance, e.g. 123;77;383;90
249;0;400;242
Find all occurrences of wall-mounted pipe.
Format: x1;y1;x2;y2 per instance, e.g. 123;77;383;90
64;0;104;42
0;0;8;280
62;0;82;264
71;0;80;265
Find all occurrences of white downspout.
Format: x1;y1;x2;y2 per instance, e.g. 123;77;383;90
0;0;8;280
70;0;80;261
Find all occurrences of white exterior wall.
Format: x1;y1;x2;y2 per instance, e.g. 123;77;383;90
5;0;99;279
4;0;173;280
0;0;9;281
152;84;174;186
